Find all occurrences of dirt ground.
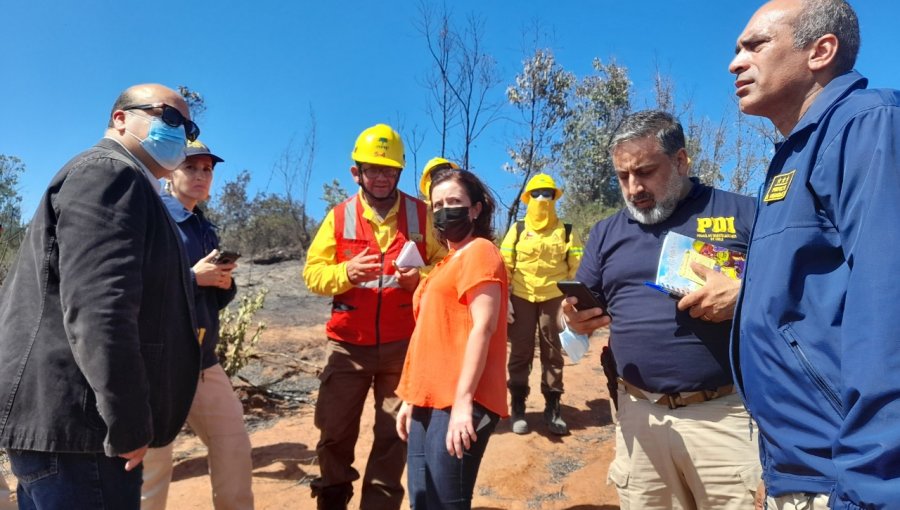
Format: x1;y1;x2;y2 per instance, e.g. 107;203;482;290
3;260;622;509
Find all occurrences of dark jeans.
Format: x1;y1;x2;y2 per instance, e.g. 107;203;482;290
407;404;499;510
7;449;142;510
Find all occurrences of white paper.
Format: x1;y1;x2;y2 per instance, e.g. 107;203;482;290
395;241;425;268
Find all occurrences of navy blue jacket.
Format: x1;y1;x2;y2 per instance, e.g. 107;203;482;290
733;71;900;508
0;139;200;456
578;179;754;393
162;194;236;369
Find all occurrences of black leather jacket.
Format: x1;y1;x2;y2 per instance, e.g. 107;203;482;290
0;139;200;456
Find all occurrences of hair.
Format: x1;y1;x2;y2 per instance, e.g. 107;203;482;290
792;0;860;75
108;87;138;128
430;169;496;242
610;110;686;157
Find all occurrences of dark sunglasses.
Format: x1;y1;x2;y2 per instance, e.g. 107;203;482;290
530;189;555;199
123;103;200;142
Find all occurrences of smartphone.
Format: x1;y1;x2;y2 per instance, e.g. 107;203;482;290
556;280;604;312
212;249;241;265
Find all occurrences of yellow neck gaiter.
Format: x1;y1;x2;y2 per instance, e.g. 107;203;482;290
525;198;558;231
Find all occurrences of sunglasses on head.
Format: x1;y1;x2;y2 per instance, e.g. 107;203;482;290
123;103;200;142
530;189;555;199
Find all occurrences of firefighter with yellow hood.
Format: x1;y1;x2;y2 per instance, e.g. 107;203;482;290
500;173;583;435
303;124;446;509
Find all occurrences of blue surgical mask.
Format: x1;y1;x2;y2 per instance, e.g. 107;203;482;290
127;113;186;170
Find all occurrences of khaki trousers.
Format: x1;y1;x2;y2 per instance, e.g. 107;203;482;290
142;363;254;510
609;389;761;510
314;339;408;510
507;295;565;394
0;472;14;509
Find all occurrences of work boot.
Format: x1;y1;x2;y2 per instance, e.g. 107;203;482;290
312;482;353;510
509;386;529;434
543;391;569;435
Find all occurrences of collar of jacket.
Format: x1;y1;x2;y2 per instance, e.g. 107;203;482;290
787;70;867;141
98;137;161;193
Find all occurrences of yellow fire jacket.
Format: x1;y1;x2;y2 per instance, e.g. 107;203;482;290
304;190;447;296
500;220;583;302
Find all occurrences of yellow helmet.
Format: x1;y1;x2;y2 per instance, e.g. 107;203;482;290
521;173;563;203
351;124;405;169
419;157;460;197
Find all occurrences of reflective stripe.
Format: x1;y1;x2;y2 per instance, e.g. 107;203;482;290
343;196;358;240
405;196;420;237
356;274;401;289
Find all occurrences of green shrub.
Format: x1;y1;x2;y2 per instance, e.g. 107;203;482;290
217;288;268;377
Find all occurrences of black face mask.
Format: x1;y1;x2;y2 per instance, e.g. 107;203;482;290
433;206;473;243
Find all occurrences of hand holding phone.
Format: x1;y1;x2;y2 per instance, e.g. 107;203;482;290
212;249;241;265
557;280;611;337
556;280;604;312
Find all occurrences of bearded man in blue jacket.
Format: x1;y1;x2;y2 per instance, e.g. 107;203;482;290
729;1;900;508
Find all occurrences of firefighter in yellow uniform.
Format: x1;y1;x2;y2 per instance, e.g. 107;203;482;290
500;174;583;435
303;124;446;510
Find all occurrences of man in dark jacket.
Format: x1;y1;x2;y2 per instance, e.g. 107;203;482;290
730;1;900;508
0;83;201;509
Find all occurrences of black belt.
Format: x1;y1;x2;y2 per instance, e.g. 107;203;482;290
617;378;736;410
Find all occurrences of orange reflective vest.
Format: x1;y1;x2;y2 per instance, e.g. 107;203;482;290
326;193;428;345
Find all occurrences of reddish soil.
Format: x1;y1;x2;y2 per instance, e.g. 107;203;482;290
3;260;621;509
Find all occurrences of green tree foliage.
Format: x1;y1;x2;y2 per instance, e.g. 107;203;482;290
504;48;574;232
207;170;315;259
321;179;350;211
0;155;25;285
210;170;252;250
217;288;268;377
728;113;777;196
547;59;771;237
178;85;207;121
684;115;728;188
557;59;632;219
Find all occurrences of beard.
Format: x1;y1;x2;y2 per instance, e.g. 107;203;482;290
625;172;686;225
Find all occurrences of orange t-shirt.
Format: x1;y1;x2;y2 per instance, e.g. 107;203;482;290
397;237;509;417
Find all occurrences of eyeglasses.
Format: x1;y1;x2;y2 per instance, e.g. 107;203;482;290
362;166;401;179
123;103;200;142
530;189;555;199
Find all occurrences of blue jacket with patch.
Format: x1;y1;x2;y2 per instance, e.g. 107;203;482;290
732;71;900;509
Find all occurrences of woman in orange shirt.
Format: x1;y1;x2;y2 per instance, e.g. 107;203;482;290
396;169;508;509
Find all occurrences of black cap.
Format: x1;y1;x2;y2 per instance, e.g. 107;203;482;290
184;140;224;164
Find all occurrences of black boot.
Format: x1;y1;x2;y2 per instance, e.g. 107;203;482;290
543;391;569;435
312;481;353;510
509;385;529;434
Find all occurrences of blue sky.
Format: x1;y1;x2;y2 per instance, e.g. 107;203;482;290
2;1;897;223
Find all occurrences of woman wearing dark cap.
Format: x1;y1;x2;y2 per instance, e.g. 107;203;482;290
141;140;254;510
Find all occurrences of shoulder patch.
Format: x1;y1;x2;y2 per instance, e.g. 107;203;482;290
763;170;796;203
